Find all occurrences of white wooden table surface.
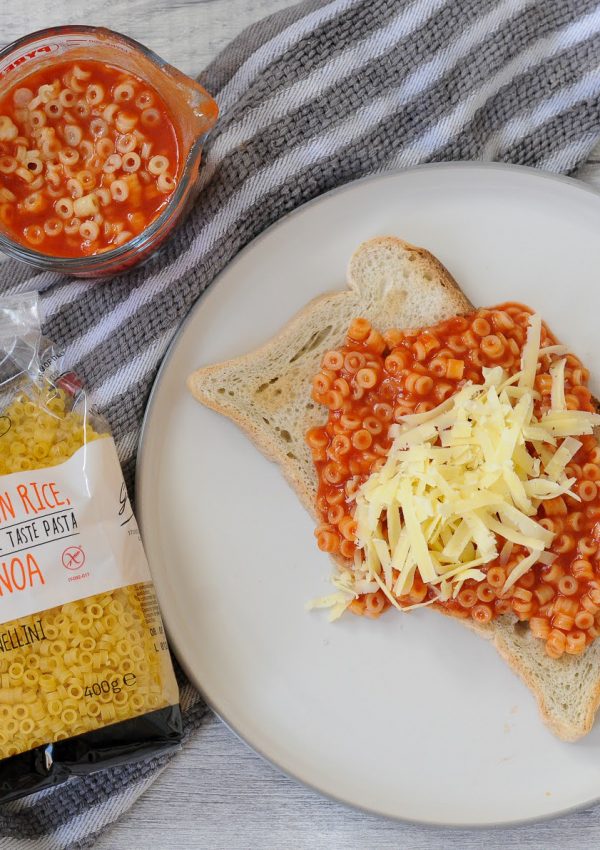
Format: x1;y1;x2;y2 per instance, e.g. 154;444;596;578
3;2;600;848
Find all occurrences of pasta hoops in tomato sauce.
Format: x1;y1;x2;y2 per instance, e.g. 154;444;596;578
307;305;600;660
0;60;179;257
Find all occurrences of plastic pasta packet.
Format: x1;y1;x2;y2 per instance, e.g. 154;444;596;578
0;293;181;802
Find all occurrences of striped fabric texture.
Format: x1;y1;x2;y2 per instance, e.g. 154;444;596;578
2;0;600;845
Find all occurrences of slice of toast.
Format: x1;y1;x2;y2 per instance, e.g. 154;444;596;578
188;238;471;518
188;236;600;741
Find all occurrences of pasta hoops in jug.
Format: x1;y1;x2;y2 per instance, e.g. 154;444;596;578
0;293;181;802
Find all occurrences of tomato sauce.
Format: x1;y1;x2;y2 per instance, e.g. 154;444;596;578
307;304;600;658
0;60;179;256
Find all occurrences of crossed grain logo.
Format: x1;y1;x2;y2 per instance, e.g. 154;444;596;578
62;545;86;571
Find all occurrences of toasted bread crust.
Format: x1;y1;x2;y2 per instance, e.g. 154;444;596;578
188;237;472;518
187;288;344;519
188;236;600;741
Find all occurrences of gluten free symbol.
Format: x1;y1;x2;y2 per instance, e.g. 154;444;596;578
62;545;86;571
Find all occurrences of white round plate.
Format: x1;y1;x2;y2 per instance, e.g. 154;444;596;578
137;163;600;827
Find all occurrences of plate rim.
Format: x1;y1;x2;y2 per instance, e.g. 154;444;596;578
136;161;600;829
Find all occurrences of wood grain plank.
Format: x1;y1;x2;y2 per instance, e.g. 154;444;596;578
574;140;600;187
0;0;294;77
95;713;600;850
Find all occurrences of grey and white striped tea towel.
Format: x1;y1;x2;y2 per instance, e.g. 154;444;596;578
2;0;600;846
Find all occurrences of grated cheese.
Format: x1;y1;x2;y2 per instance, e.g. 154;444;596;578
550;358;567;412
518;313;542;389
544;436;581;479
539;344;569;357
338;314;600;605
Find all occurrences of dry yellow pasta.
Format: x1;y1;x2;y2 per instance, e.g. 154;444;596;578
0;386;178;762
0;294;181;805
0;585;173;760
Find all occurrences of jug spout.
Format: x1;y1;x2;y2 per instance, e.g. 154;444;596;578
162;64;219;140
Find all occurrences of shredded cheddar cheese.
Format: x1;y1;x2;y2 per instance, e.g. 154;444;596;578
326;314;600;612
